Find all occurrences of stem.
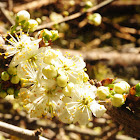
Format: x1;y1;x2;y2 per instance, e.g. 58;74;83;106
0;121;48;140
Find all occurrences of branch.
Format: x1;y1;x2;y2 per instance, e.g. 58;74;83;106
104;103;140;138
37;0;115;30
0;2;15;25
58;48;140;67
111;0;140;6
13;0;57;13
0;121;48;140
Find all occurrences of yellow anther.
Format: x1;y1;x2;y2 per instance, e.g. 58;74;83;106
84;68;87;71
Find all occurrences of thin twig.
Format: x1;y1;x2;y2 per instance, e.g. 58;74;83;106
0;121;48;140
0;2;15;26
37;0;115;30
13;0;57;13
111;0;140;6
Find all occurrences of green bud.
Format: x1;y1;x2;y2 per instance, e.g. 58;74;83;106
1;71;10;81
42;65;57;79
50;30;59;41
88;13;102;26
7;88;14;95
7;67;17;75
85;1;93;8
0;91;7;98
42;29;52;41
10;75;20;84
135;83;140;97
57;75;68;87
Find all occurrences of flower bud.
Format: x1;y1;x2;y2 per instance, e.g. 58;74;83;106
1;71;10;81
42;29;52;41
111;94;125;107
50;30;59;41
27;19;38;32
7;67;17;75
114;81;130;94
57;75;68;87
7;88;14;95
62;82;74;96
88;13;102;26
16;10;30;23
10;75;20;84
97;86;110;100
0;91;7;98
42;65;57;79
85;1;93;8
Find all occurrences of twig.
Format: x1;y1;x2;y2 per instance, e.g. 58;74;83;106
8;0;13;11
0;2;15;25
13;0;57;13
115;32;136;42
57;48;140;66
37;0;115;30
103;18;140;35
0;121;48;140
111;0;140;6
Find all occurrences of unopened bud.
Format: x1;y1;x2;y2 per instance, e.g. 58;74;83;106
114;81;130;94
88;13;102;26
63;82;74;96
42;29;52;41
28;19;38;32
7;88;14;95
111;94;125;107
7;67;17;75
0;91;7;98
42;65;57;79
51;30;59;41
57;75;68;87
85;1;93;8
97;86;110;100
1;71;10;81
16;10;30;23
11;75;20;84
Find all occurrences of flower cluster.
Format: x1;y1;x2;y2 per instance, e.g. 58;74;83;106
0;10;131;125
97;81;130;107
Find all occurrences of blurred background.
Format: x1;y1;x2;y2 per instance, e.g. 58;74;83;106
0;0;140;139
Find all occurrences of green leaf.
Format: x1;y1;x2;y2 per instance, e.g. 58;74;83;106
135;92;140;97
136;83;140;92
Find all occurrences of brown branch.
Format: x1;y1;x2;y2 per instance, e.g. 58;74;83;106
111;0;140;6
0;2;15;26
13;0;57;13
57;48;140;67
37;0;115;30
104;103;140;138
0;121;48;140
